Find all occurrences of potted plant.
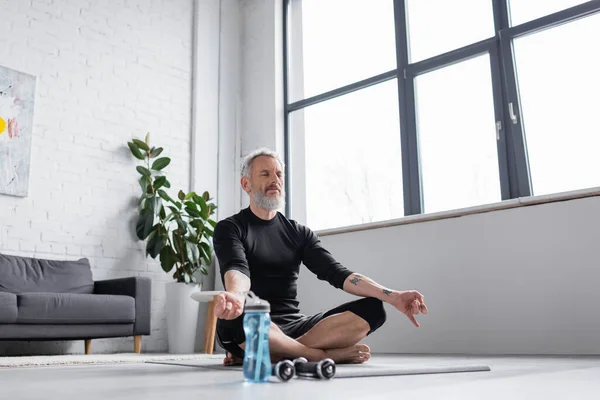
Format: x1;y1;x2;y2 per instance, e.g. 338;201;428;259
127;134;217;354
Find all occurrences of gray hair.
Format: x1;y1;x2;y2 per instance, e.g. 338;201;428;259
241;148;285;179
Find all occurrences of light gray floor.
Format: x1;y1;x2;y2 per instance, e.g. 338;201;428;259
1;354;599;400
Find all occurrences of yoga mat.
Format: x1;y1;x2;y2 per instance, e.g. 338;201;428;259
149;360;491;378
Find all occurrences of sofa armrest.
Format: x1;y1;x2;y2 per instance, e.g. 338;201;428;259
94;277;151;335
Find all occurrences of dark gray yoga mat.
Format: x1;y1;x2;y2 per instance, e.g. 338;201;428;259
149;360;491;378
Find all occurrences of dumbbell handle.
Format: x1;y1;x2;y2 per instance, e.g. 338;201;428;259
294;358;336;379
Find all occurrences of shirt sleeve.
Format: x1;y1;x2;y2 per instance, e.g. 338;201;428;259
301;225;354;289
213;219;251;283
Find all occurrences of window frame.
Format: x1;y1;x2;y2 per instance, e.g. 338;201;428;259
283;0;600;225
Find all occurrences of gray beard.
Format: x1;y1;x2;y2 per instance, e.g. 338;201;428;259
252;188;285;211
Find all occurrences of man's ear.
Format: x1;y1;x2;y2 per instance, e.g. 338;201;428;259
241;176;251;194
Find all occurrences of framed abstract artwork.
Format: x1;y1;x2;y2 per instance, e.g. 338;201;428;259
0;65;36;197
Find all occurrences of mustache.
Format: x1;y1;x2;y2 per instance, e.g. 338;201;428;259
265;185;281;191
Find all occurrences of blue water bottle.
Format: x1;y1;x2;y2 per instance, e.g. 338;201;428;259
242;291;271;383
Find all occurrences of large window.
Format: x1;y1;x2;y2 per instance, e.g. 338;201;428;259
284;0;600;231
295;79;403;231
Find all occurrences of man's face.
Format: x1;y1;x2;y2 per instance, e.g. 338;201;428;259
243;156;285;211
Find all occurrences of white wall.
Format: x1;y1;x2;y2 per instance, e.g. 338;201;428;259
296;196;600;355
0;0;194;355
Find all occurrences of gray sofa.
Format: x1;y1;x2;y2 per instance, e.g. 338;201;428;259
0;253;151;354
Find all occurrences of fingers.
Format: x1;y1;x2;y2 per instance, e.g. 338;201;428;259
411;291;428;315
411;300;420;315
407;313;420;328
214;292;244;320
213;294;226;318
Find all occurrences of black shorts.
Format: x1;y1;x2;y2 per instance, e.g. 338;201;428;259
216;297;387;359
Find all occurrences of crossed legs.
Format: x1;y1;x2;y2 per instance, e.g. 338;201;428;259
220;297;386;365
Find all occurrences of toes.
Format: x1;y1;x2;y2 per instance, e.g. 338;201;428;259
356;344;370;353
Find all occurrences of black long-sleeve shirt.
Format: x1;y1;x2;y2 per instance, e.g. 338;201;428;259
213;207;354;315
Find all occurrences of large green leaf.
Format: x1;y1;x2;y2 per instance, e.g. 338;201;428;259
199;242;212;264
154;176;167;190
202;226;214;238
139;176;150;192
184;191;196;201
190;220;205;234
159;246;178;273
167;205;180;215
136;166;151;177
150;196;162;216
146;233;167;259
173;232;185;261
176;217;188;234
132;139;149;151
128;142;145;160
159;205;166;219
185;207;201;218
150;147;163;158
193;195;209;219
207;219;217;229
186;241;200;263
186;225;198;240
158;189;176;204
197;242;208;261
184;201;198;212
135;209;154;240
151;157;171;171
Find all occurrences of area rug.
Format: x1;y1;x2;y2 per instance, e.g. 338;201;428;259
0;353;225;368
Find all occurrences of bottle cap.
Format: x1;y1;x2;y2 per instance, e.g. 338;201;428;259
244;291;270;312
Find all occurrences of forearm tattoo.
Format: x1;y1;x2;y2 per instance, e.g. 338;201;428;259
349;274;363;286
382;288;392;296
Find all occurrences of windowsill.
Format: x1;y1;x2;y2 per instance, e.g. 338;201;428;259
315;186;600;237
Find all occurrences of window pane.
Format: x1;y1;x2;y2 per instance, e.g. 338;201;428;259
291;0;396;101
514;13;600;196
296;80;403;231
406;0;495;63
509;0;589;26
416;54;501;213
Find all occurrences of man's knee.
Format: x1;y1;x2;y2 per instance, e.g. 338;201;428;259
353;297;387;334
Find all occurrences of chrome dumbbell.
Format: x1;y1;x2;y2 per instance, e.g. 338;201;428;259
272;359;295;382
293;357;336;379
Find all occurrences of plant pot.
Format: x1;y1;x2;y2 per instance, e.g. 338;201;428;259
166;281;201;354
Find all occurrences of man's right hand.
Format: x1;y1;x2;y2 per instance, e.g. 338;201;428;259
214;292;245;320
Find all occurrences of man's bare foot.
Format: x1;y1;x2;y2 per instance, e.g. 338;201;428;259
223;352;243;366
324;344;371;364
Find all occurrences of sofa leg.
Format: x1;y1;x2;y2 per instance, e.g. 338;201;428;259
134;335;142;354
85;339;91;355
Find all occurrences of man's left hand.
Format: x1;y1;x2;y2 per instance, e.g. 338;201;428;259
388;290;428;327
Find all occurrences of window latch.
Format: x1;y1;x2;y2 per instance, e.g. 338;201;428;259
509;102;519;124
495;121;502;140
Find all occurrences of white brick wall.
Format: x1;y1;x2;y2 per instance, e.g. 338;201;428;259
0;0;194;355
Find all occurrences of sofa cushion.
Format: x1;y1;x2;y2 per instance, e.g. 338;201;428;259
0;292;17;323
16;293;135;324
0;254;94;294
